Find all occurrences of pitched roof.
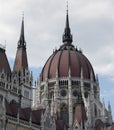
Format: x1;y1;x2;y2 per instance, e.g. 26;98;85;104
111;123;114;130
32;109;45;125
56;120;65;130
5;100;19;117
95;120;104;130
5;100;66;130
0;47;11;75
20;107;31;121
5;100;45;125
73;104;87;125
13;48;28;72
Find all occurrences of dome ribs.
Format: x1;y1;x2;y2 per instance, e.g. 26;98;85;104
41;47;95;81
78;53;90;79
59;50;69;77
70;51;80;77
81;54;90;79
49;51;61;79
76;51;82;77
57;50;63;77
83;56;95;81
41;55;53;81
68;48;71;72
47;53;56;79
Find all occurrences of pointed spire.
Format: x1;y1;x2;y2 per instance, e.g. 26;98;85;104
62;1;73;44
18;15;26;48
13;16;28;72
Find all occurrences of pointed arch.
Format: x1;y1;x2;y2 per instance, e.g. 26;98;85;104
60;103;68;126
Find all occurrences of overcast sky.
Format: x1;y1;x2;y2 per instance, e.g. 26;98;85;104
0;0;114;118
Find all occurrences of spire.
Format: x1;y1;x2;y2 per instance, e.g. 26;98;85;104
13;17;28;72
62;1;73;44
18;16;26;48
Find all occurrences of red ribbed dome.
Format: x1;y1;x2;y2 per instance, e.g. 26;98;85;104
41;10;95;82
41;44;95;81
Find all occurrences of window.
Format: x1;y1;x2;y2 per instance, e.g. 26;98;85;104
84;92;88;98
94;104;97;116
60;103;68;125
61;90;66;97
72;81;80;86
73;90;78;97
24;90;29;98
13;87;17;93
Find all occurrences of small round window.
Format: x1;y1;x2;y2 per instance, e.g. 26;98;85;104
61;90;66;97
73;90;78;97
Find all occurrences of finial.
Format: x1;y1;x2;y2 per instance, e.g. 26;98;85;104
5;40;6;50
108;101;111;112
22;11;24;21
66;0;68;14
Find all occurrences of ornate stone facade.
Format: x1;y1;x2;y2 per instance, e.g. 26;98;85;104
0;94;56;130
0;18;58;130
0;7;113;130
34;9;113;130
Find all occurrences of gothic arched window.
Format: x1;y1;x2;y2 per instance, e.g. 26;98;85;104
60;103;68;126
49;91;54;99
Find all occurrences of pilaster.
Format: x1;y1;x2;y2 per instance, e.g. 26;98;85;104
68;67;73;127
90;71;95;127
43;73;48;107
108;101;112;124
36;77;41;107
80;68;85;103
96;74;100;99
51;96;54;116
54;68;60;118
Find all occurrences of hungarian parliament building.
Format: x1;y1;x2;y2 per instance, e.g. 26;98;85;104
0;9;113;130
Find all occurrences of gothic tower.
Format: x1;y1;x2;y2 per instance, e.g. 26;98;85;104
13;17;33;108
